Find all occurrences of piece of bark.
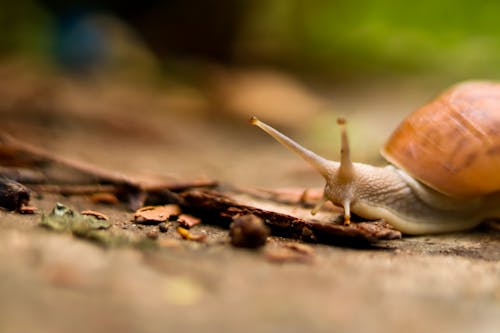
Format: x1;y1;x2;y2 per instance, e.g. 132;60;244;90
0;178;30;211
180;189;401;245
177;214;201;229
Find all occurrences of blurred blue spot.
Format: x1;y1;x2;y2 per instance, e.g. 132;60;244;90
54;11;109;73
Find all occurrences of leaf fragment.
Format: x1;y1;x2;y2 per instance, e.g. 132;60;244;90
134;204;181;224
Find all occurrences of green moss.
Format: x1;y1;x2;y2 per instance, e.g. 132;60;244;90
40;203;111;232
40;203;156;249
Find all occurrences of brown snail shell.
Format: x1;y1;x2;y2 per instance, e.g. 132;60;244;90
382;81;500;197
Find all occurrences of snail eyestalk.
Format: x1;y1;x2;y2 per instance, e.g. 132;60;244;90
337;118;354;181
336;118;354;225
251;116;354;224
250;116;338;179
249;116;259;126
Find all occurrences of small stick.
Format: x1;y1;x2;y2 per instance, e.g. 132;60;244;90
0;133;217;192
28;184;119;195
0;133;136;186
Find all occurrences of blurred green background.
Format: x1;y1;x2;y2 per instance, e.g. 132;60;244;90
2;0;500;81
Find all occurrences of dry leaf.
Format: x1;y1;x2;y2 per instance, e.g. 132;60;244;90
134;204;181;224
264;247;314;264
283;242;315;256
19;205;38;214
81;210;109;221
177;214;201;229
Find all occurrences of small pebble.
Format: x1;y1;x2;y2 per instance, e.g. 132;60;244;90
158;222;170;233
146;230;159;240
0;178;30;211
229;214;270;249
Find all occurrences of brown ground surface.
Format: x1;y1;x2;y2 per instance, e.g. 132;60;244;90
0;63;499;333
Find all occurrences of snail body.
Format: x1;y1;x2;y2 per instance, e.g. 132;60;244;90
251;81;500;235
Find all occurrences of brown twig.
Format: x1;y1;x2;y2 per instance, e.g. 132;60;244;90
0;133;137;186
180;189;401;245
0;132;217;209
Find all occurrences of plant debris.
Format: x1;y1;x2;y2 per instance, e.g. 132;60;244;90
283;242;315;256
229;214;270;248
41;203;111;232
177;214;201;229
81;210;109;221
180;189;402;245
40;203;158;248
89;192;120;205
264;245;315;264
177;226;207;242
0;177;30;211
18;205;38;214
134;205;181;225
0;133;217;210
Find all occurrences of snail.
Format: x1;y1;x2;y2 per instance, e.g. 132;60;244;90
250;81;500;235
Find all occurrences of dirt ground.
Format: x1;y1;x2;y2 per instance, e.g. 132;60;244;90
0;63;499;333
